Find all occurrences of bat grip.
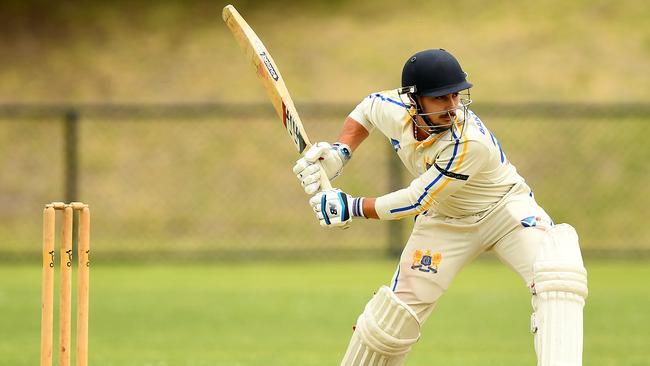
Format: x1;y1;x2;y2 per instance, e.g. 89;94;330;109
317;163;333;190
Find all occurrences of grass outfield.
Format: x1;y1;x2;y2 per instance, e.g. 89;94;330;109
0;259;648;365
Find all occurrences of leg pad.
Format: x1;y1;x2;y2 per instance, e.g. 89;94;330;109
531;224;588;366
341;286;421;366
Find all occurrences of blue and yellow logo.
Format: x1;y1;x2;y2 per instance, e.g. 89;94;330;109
411;249;442;273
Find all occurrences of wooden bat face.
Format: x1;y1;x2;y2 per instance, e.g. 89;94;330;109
223;4;332;190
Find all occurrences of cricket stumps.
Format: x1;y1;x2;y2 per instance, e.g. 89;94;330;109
41;202;90;366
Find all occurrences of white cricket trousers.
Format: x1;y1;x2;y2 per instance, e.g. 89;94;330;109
389;183;552;322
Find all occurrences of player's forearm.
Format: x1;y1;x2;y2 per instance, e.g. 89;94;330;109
337;117;369;151
333;117;377;218
361;188;424;221
362;197;379;219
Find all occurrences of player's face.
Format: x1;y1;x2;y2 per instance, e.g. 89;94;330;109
418;93;460;125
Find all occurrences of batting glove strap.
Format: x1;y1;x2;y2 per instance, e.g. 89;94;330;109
352;197;366;218
332;142;352;166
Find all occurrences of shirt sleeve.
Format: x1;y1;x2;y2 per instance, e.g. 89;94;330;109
374;139;489;220
348;95;377;133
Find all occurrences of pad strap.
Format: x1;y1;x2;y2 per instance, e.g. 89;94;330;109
532;264;588;298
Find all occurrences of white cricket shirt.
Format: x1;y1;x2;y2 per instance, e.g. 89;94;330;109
349;89;528;220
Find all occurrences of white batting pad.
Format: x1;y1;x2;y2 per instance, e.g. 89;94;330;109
341;286;421;366
531;224;588;366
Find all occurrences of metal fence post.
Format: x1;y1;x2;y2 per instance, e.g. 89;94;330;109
64;109;79;202
64;109;80;251
387;144;404;257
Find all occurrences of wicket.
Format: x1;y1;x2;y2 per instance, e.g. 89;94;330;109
41;202;90;366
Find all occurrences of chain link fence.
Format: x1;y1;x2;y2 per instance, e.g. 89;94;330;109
1;102;648;262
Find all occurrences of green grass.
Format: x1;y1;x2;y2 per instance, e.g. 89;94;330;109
1;259;648;365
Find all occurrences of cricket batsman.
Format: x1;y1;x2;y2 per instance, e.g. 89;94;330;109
292;49;588;365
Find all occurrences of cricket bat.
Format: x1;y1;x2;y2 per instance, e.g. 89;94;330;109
222;4;332;191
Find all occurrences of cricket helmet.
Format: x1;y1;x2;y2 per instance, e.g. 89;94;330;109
401;49;473;97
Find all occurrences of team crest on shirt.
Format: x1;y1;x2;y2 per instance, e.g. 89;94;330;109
390;138;401;152
411;249;442;273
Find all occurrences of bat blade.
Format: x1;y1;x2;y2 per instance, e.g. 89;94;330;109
222;4;332;190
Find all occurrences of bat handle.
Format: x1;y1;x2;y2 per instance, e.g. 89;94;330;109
317;163;333;191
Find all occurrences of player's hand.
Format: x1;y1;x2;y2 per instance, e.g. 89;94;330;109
309;189;364;228
293;142;352;195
